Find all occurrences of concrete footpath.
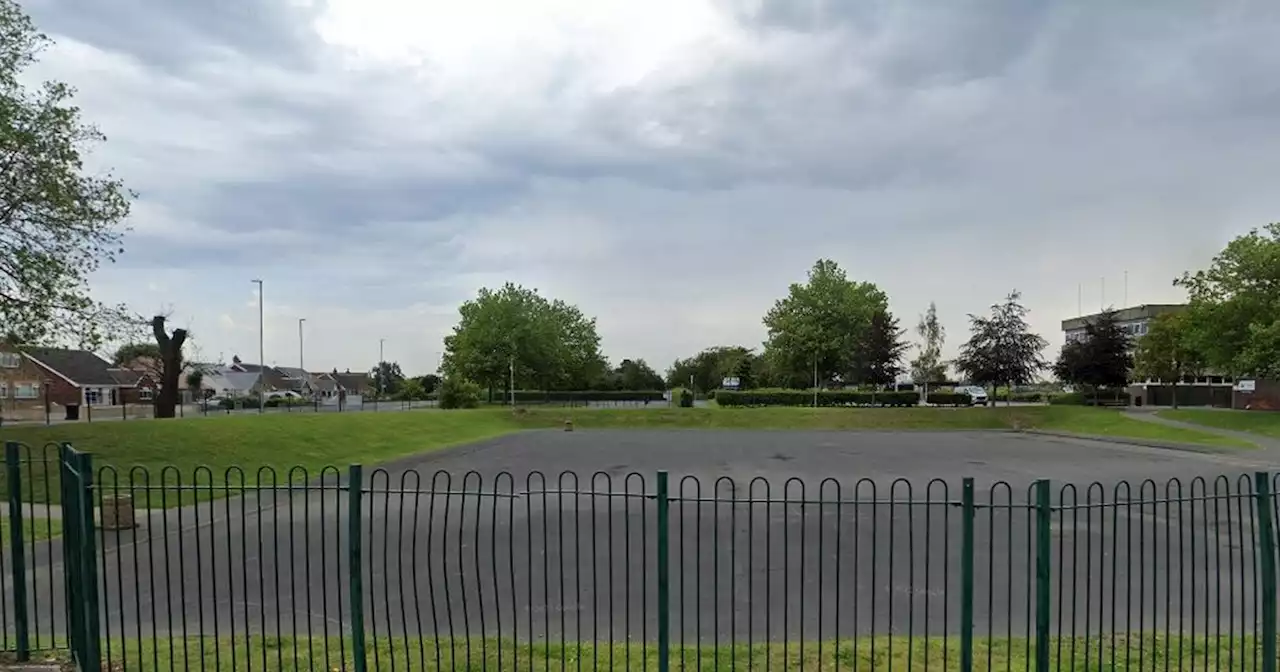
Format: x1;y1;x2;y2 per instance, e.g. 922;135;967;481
1123;408;1280;461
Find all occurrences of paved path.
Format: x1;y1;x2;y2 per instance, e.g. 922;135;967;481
3;430;1271;652
1124;409;1280;459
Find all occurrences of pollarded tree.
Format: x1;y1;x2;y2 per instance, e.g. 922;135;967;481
954;291;1048;403
1052;310;1132;403
762;259;888;388
1;0;134;348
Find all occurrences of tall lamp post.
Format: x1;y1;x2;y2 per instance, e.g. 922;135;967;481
251;279;264;414
298;318;306;371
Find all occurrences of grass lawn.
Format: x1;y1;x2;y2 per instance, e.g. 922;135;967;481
0;405;1249;507
1158;408;1280;440
0;515;62;541
54;634;1264;671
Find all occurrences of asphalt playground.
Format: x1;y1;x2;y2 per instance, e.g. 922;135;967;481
10;429;1275;648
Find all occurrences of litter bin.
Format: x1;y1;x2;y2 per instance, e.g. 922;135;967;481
1133;396;1143;407
65;404;80;421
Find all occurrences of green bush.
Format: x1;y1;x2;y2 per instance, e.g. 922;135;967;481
668;387;695;407
506;390;665;404
218;398;237;410
927;392;972;406
992;392;1045;403
1048;390;1130;406
715;389;918;408
439;379;482;410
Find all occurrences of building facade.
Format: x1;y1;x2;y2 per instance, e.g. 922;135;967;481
1060;304;1187;344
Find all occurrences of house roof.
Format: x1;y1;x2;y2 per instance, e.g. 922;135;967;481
107;369;144;386
275;366;309;379
308;372;339;392
23;348;120;386
202;371;261;393
334;372;370;391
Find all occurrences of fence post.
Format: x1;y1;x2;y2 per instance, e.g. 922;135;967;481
1034;479;1051;672
656;470;671;672
960;477;975;672
1256;472;1277;672
348;464;367;672
5;441;29;660
77;451;101;672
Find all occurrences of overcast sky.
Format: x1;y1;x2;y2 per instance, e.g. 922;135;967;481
19;0;1280;375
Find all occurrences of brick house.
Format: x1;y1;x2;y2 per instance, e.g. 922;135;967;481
0;345;157;420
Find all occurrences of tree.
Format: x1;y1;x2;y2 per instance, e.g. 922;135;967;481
415;374;441;395
1052;310;1132;403
910;302;948;384
112;342;161;367
850;308;908;387
666;346;761;391
395;377;426;401
185;369;204;399
1175;224;1280;377
151;315;187;418
441;283;605;396
612;359;664;391
953;291;1048;402
762;259;888;388
1132;312;1199;408
371;361;405;397
1;0;134;348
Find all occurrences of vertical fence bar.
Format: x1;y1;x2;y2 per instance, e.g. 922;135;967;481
960;477;975;672
1256;472;1277;672
5;442;29;661
348;464;368;672
656;470;671;672
1034;479;1051;672
77;451;101;672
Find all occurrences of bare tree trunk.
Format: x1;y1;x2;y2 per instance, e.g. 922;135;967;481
152;316;188;419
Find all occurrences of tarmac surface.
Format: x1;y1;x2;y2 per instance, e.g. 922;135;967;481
7;429;1275;649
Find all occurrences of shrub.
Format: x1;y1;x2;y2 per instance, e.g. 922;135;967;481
992;392;1045;403
506;390;665;404
927;392;972;407
439;379;482;409
218;398;237;410
669;387;695;407
1048;390;1129;406
715;389;919;408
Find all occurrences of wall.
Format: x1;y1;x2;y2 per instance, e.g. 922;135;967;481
1233;380;1280;411
0;351;80;417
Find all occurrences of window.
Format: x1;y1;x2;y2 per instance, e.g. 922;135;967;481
138;387;154;401
0;384;6;398
13;382;38;399
85;388;101;405
0;352;20;368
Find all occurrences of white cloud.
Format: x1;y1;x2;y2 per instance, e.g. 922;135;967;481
18;0;1280;375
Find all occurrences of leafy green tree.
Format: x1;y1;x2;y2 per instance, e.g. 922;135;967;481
613;359;664;390
1132;312;1200;408
112;342;162;366
954;291;1047;402
438;377;481;409
1175;224;1280;376
910;302;948;384
762;259;888;388
415;374;441;395
441;283;605;396
850;308;908;387
666;346;760;391
1052;310;1132;403
1;0;134;348
371;361;405;396
395;377;426;401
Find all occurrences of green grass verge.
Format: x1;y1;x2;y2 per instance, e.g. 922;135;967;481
0;406;1248;507
48;634;1268;671
0;515;61;541
1159;409;1280;440
1024;407;1255;449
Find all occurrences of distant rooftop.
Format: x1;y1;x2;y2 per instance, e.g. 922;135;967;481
1061;304;1186;331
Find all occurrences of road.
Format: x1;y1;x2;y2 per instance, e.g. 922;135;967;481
5;429;1274;649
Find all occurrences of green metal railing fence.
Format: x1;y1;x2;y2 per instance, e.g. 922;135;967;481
0;441;1277;670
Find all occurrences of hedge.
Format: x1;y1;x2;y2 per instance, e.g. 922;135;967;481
992;392;1048;403
714;389;919;408
507;390;666;403
926;392;973;407
1048;390;1130;406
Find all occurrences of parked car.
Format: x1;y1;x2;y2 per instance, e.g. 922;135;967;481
957;386;989;406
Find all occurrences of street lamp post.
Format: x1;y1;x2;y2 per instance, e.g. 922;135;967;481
251;279;264;414
298;318;306;372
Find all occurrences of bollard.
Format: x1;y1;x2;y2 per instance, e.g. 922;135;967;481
99;494;137;530
564;419;574;432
